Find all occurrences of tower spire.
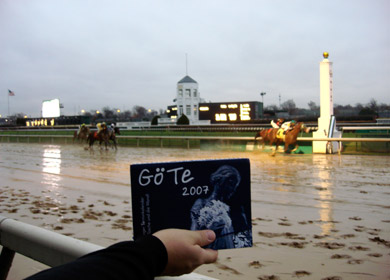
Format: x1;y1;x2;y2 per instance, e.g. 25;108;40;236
185;53;188;75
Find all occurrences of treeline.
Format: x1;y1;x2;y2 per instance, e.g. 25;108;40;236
265;98;390;119
84;106;161;123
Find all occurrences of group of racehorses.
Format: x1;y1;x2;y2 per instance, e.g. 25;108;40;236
254;122;310;156
73;122;309;155
73;125;120;150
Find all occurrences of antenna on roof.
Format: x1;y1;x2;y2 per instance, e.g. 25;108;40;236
185;53;188;75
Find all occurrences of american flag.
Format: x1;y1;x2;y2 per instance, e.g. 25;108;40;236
8;89;15;96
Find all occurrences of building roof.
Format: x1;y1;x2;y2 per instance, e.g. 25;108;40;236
178;75;197;84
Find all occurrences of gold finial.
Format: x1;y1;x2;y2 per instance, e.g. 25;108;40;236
323;52;329;59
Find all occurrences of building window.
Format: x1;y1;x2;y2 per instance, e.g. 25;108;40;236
179;105;183;116
193;105;198;116
193;89;197;97
186;105;191;115
178;89;183;97
185;89;191;97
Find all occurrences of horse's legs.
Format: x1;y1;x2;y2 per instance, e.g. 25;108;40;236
284;142;289;153
271;141;278;156
102;138;108;150
110;135;117;150
99;140;105;150
88;138;94;149
113;139;117;150
291;144;299;153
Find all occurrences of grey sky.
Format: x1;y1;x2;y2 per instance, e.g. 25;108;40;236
0;0;389;117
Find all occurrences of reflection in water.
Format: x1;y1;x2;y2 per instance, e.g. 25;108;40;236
315;156;335;235
41;145;62;190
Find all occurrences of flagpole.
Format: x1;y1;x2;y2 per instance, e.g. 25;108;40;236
8;91;10;117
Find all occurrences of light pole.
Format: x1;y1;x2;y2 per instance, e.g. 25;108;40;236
260;92;266;104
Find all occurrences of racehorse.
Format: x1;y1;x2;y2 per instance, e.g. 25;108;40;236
268;122;310;156
87;126;120;150
87;127;110;150
73;126;90;143
254;128;277;149
106;127;120;150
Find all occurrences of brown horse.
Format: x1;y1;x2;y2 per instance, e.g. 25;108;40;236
254;128;277;149
87;127;110;150
269;122;310;156
87;126;120;150
73;126;90;143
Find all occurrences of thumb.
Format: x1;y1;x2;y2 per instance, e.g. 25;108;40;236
193;230;218;264
201;247;218;264
192;230;216;247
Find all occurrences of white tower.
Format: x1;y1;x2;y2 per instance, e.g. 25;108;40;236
176;75;200;124
312;52;341;153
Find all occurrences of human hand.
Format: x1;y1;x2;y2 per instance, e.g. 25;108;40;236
153;229;218;276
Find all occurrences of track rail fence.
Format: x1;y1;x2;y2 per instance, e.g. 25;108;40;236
0;134;389;151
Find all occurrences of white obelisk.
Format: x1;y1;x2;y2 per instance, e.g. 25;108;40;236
313;52;341;153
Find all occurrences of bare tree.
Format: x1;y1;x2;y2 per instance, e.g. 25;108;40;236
378;103;390;112
308;101;319;111
368;99;378;112
132;106;147;120
102;107;115;119
355;103;363;111
122;110;132;120
281;99;296;114
264;104;279;112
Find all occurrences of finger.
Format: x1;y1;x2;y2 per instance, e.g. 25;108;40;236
200;248;218;264
191;230;216;247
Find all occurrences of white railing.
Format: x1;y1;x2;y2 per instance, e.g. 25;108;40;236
0;134;389;152
1;134;389;142
0;215;217;280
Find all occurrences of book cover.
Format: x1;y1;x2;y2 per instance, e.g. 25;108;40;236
130;158;252;250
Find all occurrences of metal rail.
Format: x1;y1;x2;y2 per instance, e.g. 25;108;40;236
0;215;217;280
0;134;389;142
0;134;389;144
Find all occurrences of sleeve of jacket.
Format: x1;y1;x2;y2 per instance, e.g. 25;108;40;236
25;235;168;280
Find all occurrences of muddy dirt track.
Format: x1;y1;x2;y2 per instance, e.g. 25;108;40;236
1;143;389;279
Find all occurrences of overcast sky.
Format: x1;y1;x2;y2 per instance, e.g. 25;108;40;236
0;0;389;117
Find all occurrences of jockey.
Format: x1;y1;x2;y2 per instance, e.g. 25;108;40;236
97;122;106;132
78;123;85;134
271;118;285;128
96;123;102;133
106;123;115;134
281;120;297;133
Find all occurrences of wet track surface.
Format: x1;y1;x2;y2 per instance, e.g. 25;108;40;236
1;143;389;279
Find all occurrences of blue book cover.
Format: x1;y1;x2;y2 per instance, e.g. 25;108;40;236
130;158;252;250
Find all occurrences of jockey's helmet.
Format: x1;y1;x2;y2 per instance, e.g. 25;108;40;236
291;120;296;124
